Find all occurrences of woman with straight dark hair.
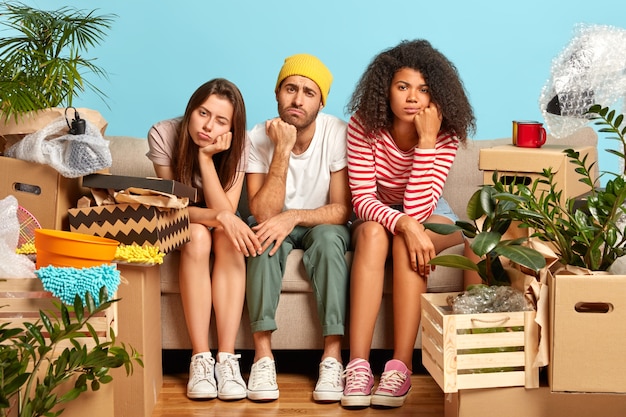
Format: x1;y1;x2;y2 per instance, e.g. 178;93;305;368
147;78;261;401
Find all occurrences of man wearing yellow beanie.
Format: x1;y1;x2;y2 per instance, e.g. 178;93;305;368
245;53;350;403
274;53;333;106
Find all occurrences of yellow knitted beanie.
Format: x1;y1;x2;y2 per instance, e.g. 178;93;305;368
275;53;333;105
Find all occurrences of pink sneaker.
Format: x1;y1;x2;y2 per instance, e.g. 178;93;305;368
340;358;374;407
371;359;412;407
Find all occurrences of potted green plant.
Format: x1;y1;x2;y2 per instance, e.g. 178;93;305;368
425;180;546;287
0;2;116;121
507;104;626;394
0;287;142;417
510;104;626;271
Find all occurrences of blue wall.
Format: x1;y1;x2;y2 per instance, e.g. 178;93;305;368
17;1;626;175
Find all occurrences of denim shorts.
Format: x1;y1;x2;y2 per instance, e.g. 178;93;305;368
391;197;458;223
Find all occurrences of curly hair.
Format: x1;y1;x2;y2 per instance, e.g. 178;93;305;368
347;39;476;142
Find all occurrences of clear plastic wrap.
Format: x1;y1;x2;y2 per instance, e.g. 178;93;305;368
5;116;112;178
449;285;533;314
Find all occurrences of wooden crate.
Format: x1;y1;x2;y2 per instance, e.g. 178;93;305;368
421;292;539;393
0;277;116;417
0;277;116;354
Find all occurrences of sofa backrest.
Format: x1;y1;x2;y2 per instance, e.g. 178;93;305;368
106;126;598;224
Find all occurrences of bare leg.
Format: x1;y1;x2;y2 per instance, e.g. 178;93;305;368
392;215;464;369
252;331;273;362
211;228;246;354
322;335;343;361
390;233;425;370
178;223;213;355
348;221;390;362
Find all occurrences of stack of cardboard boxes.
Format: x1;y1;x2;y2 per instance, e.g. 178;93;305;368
432;144;626;417
1;109;193;417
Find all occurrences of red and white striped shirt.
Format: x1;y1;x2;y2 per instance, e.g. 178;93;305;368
347;114;459;234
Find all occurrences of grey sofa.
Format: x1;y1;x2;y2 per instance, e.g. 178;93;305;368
106;127;597;351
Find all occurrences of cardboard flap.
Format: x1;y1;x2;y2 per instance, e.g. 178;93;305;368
479;144;594;174
82;173;198;202
114;187;189;209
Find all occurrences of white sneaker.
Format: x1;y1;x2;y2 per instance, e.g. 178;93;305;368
187;352;217;399
215;352;247;400
246;357;279;401
313;357;344;402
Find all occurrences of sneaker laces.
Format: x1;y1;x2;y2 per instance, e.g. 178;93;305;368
378;370;407;392
218;354;243;384
250;360;276;387
343;365;371;390
318;360;342;387
190;356;213;385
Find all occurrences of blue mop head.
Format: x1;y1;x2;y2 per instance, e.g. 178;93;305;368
36;264;121;305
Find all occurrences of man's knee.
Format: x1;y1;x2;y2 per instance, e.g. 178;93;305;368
308;224;350;248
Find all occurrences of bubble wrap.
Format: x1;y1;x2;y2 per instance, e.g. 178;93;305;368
0;195;36;278
5;116;112;178
539;24;626;139
451;285;533;314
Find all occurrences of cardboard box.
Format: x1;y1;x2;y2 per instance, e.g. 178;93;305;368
549;273;626;393
113;264;163;417
68;203;190;253
83;173;198;202
445;383;626;417
0;107;108;152
0;156;85;230
421;292;539;393
480;144;597;206
0;277;116;417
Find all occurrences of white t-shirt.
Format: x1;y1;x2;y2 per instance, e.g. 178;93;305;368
247;113;347;211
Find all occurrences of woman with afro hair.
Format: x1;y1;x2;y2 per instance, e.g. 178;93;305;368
341;39;479;408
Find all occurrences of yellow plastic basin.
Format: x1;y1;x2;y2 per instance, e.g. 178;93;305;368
34;229;119;269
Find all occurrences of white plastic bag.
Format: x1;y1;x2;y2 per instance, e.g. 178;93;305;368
0;195;36;278
6;116;112;177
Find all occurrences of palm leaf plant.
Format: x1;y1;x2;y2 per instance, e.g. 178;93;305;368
0;2;116;121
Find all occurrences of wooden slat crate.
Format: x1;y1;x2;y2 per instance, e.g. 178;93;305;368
421;292;539;393
0;277;116;354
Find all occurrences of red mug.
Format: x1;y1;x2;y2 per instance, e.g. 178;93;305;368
512;121;546;148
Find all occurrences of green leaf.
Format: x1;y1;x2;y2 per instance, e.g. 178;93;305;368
24;322;45;346
85;292;96;313
423;222;461;235
39;310;54;336
73;295;84;322
428;254;480;271
466;188;486;220
494;245;547;272
59;387;83;402
479;187;496;217
470;231;501;257
61;303;71;328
